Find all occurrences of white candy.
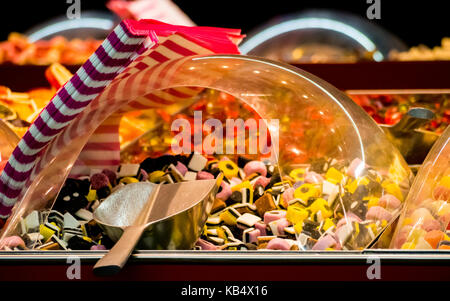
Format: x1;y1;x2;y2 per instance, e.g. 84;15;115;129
168;164;184;182
63;212;80;229
25;232;44;242
117;164;140;178
51;234;68;250
336;223;353;245
75;209;93;221
322;180;339;206
237;213;261;228
187;154;207;171
24;211;40;232
183;171;197;181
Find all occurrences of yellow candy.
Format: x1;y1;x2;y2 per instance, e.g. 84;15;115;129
293;222;303;234
368;223;379;236
325;167;344;184
382;181;404;201
439;176;450;189
120;176;140;184
286;206;309;224
401;242;416;249
39;225;55;242
294;183;321;203
82;236;93;243
309;198;332;220
309;198;328;212
381;220;388;228
366;197;379;209
289;168;306;181
148;171;165;183
86;189;97;202
346;177;369;194
231;181;254;204
437;202;450;216
325;248;335;251
218;160;239;179
323;218;335;231
402;217;413;226
219;208;240;226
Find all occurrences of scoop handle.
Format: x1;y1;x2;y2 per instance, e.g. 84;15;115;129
93;225;145;276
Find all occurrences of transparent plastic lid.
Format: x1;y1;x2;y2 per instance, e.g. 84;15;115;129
240;10;407;63
1;55;412;251
391;126;450;250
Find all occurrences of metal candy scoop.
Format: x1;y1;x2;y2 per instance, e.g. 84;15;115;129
93;177;222;276
380;107;439;165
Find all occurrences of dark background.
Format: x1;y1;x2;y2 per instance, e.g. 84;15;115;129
0;0;448;47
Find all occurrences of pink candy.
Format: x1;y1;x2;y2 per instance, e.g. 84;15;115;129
197;171;214;180
304;171;324;184
422;218;442;232
276;218;290;235
336;212;362;229
230;177;242;187
312;234;337;250
216;181;232;200
280;187;295;208
90;173;110;190
244;161;267;177
434;186;450;201
176;161;188;176
266;238;290;250
264;210;287;224
90;245;107;250
346;158;367;178
196;239;218;250
0;236;26;250
366;206;393;222
253;176;270;188
378;194;401;210
255;221;267;236
247;229;261;244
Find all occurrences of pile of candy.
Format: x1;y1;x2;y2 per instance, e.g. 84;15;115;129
0;152;406;252
393;173;450;250
389;38;450;61
349;93;450;133
0;33;101;65
0;63;73;138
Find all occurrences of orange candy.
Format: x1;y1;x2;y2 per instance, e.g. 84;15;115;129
424;230;445;249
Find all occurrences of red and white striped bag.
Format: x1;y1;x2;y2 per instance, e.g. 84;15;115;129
0;19;243;226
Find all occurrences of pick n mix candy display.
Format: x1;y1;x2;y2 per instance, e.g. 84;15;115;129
0;33;101;65
391;126;450;250
389;38;450;61
0;63;72;137
349;92;450;134
0;153;407;251
0;19;412;253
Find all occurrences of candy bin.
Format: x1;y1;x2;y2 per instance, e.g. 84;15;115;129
391;126;450;250
0;19;414;280
240;10;407;63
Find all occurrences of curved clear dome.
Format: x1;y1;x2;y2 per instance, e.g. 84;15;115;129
391;126;450;250
240;10;407;63
2;54;412;250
